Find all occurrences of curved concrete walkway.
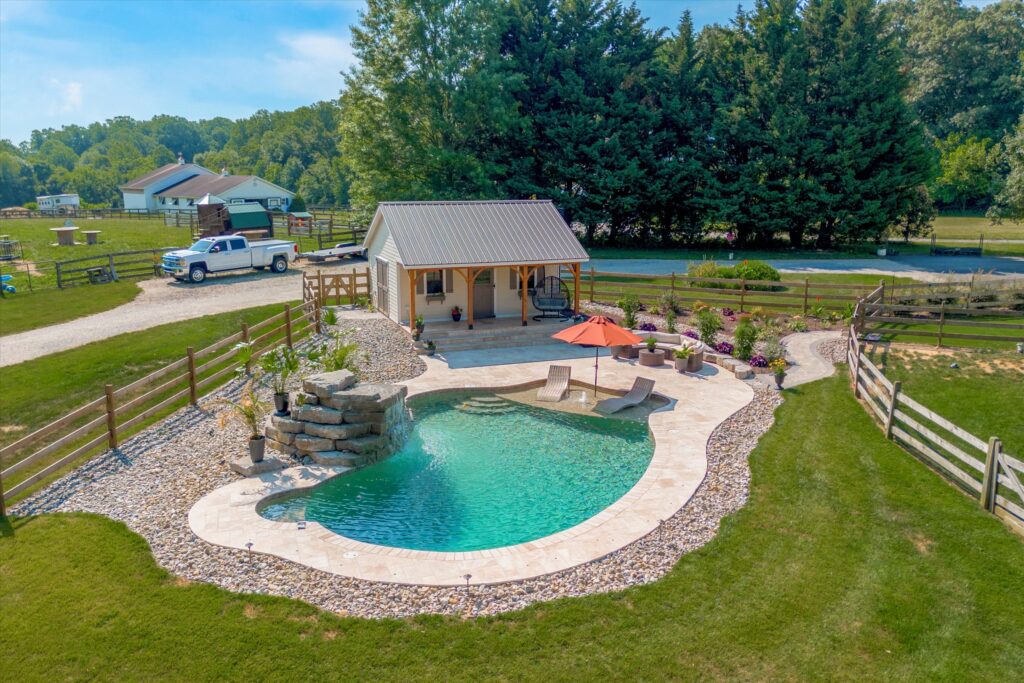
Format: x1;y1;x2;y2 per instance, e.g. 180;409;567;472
754;330;841;390
0;261;366;367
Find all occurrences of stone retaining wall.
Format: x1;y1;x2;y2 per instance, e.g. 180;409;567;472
265;370;408;468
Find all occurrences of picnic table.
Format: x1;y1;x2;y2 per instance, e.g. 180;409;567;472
82;230;102;245
50;226;79;246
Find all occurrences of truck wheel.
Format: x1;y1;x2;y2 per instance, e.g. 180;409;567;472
271;257;288;273
188;266;207;283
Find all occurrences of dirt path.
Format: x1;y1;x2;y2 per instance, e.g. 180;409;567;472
0;262;365;367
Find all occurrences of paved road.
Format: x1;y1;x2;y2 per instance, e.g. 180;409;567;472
0;260;366;367
590;254;1024;281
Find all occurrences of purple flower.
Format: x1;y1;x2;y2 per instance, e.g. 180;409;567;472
749;354;768;368
715;341;734;355
683;330;699;340
638;322;657;332
721;307;734;317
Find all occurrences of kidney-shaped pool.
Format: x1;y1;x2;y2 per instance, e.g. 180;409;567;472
258;391;655;552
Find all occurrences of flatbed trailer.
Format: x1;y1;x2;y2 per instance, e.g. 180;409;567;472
300;243;367;262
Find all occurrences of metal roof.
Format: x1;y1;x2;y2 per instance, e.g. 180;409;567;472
120;163;210;191
369;200;589;268
155;175;253;198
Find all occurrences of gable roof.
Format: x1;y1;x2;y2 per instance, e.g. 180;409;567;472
154;174;252;198
120;163;211;191
367;200;589;268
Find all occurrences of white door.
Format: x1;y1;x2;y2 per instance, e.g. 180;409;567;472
376;258;389;316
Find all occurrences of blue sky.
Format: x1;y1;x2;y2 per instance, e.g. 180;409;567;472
0;0;1000;146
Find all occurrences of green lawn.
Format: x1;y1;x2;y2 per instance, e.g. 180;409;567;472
0;281;142;336
2;376;1023;680
0;216;188;267
930;215;1024;241
865;347;1024;456
867;315;1024;351
0;302;299;500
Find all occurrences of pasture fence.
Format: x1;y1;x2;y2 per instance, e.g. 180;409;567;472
846;302;1024;534
54;248;181;288
0;300;321;513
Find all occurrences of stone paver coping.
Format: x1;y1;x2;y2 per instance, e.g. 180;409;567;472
189;352;753;586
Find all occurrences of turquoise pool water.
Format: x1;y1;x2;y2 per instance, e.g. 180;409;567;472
258;391;655;552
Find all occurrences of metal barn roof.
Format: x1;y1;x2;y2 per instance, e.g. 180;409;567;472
369;200;588;268
120;163;210;191
155;175;252;199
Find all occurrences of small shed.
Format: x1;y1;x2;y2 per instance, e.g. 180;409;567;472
226;204;273;233
287;211;314;230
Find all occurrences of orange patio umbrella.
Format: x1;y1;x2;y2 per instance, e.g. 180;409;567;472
552;316;643;395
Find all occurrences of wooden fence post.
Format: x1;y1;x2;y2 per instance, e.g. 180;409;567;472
965;274;974;310
104;384;118;449
936;302;946;348
980;437;1001;512
852;346;862;399
285;304;293;348
0;460;6;517
187;347;198;405
349;270;356;305
108;254;118;281
241;321;249;343
671;272;676;293
318;269;325;306
803;279;809;315
589;266;595;303
884;381;901;439
878;279;886;309
56;261;63;288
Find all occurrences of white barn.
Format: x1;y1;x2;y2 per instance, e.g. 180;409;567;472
120;159;214;211
153;173;294;212
363;200;588;329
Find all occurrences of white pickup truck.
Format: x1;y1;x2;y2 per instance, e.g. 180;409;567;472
162;235;299;283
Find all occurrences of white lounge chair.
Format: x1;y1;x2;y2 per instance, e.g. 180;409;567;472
537;365;571;402
594;377;656;415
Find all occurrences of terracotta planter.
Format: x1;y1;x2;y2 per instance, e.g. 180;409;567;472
638;349;664;367
249;436;266;463
273;392;289;415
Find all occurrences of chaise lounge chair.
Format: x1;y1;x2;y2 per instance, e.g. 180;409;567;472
537;365;571;402
594;377;656;415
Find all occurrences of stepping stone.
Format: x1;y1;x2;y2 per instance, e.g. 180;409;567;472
229;456;288;476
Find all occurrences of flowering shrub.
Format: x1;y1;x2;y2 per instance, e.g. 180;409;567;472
638;322;657;332
749;354;768;368
715;341;734;355
683;330;700;340
721;307;735;317
769;358;788;375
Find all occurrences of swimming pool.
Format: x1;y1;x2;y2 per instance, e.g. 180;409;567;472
258;391;655;552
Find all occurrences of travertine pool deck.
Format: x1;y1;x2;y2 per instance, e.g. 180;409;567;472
189;353;753;586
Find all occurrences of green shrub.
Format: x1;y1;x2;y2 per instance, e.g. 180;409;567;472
658;292;681;314
761;334;786;362
788;317;809;333
665;309;677;333
617;293;642;329
733;260;780;283
289;193;307;212
733;318;758;360
696;309;721;345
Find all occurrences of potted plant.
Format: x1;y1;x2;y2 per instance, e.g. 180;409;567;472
215;379;269;463
639;337;663;367
425;340;436;356
770;358;787;390
451;305;462;322
259;344;300;414
673;346;693;372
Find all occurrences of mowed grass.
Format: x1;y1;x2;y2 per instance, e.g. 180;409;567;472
2;376;1023;680
0;280;142;336
930;215;1024;241
0;217;189;266
0;302;293;451
867;314;1024;351
865;346;1024;456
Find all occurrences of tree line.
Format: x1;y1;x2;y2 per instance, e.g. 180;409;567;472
1;0;1022;247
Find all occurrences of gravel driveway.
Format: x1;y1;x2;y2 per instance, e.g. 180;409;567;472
0;260;367;367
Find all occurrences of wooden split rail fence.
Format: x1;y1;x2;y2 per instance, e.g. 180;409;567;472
0;301;320;513
302;268;371;306
847;305;1024;533
581;268;877;314
55;248;180;288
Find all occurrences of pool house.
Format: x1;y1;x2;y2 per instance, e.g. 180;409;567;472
363;200;589;331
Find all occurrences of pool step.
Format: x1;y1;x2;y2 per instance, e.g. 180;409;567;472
456;397;517;415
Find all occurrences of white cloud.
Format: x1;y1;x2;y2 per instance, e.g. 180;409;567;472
268;32;354;99
47;79;83;114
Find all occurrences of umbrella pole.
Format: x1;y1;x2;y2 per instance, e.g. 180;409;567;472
594;347;599;397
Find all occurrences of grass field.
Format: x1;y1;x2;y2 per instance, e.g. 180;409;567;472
930;215;1024;241
864;347;1024;456
867;314;1024;351
0;302;300;500
2;376;1022;680
0;217;188;268
0;281;142;336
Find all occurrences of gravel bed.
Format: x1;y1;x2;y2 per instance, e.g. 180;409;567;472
15;329;789;618
332;316;427;383
817;334;849;365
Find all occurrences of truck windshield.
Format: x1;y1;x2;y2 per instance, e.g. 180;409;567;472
189;239;215;252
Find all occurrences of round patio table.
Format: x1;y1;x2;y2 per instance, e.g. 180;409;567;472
82;230;102;245
50;226;79;246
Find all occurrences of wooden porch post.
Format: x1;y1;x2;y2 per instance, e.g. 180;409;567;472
520;265;529;326
457;267;479;330
407;269;418;330
572;263;580;315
